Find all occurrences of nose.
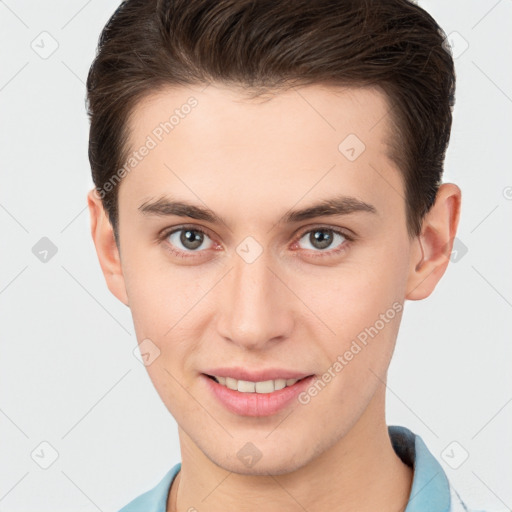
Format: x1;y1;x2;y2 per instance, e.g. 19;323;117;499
216;248;294;351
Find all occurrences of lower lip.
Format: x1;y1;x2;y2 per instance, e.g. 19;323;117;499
202;374;315;417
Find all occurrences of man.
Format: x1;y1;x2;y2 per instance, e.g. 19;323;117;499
86;1;483;510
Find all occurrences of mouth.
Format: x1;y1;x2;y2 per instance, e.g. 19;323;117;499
202;373;316;416
204;374;312;394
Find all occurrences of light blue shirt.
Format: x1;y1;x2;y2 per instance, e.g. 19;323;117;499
118;425;482;512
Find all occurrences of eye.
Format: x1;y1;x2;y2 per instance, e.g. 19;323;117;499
294;226;351;255
160;224;353;260
164;226;215;256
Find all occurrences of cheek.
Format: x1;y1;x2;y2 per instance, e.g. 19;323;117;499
123;262;208;415
292;248;407;380
123;256;211;394
122;246;206;338
297;260;404;335
295;270;404;424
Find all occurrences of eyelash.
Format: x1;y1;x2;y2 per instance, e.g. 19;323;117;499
158;224;355;259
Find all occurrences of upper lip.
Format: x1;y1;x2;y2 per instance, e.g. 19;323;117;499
203;367;313;382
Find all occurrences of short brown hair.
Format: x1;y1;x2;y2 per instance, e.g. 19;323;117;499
86;0;456;241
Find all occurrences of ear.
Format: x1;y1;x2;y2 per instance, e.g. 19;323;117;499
87;189;129;306
405;183;462;301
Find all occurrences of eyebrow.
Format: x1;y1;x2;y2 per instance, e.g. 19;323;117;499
138;194;377;226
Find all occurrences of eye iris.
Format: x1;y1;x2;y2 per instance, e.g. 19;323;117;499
181;229;204;250
311;229;333;250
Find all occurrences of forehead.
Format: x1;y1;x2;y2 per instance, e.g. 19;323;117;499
127;83;394;154
119;83;403;225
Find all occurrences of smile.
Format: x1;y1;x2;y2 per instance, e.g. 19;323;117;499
206;375;306;393
203;373;316;416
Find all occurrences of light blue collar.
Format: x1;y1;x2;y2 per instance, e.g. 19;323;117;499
389;425;452;512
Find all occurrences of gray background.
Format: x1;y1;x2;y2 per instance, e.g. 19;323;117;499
0;1;511;511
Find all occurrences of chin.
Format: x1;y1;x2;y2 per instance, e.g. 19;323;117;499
225;458;307;477
204;443;312;477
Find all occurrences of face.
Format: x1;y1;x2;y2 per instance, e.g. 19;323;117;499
94;83;427;475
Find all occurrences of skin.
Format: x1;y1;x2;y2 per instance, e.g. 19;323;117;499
88;83;461;512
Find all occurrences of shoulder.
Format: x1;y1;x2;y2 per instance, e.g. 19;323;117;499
388;425;493;512
117;463;181;512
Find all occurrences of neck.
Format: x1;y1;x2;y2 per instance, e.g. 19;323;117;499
168;389;413;512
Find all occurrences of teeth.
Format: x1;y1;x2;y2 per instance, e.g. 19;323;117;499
274;379;287;391
238;380;256;393
226;377;238;390
213;376;300;393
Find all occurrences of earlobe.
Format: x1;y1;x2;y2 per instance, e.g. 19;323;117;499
87;189;129;306
405;183;462;301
